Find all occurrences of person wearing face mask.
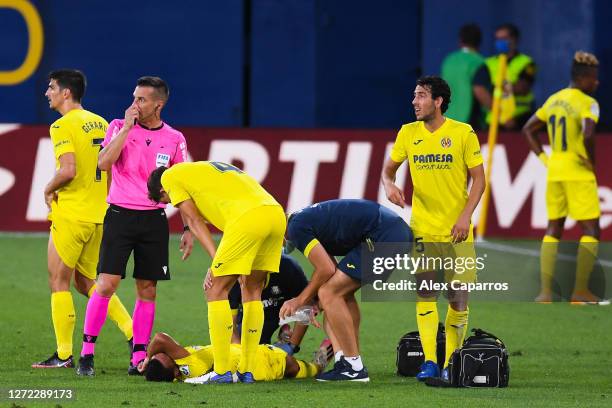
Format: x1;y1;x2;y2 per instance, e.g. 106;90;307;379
76;76;192;377
485;23;537;130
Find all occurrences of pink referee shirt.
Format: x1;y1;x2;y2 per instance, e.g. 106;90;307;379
102;119;187;210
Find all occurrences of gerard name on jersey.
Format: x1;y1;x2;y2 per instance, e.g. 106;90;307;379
81;121;107;133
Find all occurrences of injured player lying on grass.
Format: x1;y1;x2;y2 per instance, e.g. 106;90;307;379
139;332;333;383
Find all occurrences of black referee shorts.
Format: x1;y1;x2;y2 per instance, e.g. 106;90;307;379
97;204;170;281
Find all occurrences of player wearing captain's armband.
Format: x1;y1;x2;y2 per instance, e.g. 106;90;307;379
523;51;602;305
382;76;486;383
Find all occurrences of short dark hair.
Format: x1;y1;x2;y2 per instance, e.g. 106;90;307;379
571;51;599;80
144;358;175;382
459;24;481;48
137;76;169;101
48;69;86;102
496;23;520;40
147;166;168;203
416;76;451;113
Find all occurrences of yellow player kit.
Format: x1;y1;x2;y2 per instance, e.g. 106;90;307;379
50;109;108;279
535;88;600;221
161;161;286;277
390;118;482;281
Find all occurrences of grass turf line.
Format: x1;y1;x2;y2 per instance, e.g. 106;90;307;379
0;235;610;407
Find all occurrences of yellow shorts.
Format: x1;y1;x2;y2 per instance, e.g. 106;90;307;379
412;227;477;284
212;205;286;277
175;346;215;380
50;213;102;280
175;344;286;381
546;180;600;221
252;345;287;381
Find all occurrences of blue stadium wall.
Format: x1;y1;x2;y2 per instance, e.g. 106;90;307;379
0;0;609;128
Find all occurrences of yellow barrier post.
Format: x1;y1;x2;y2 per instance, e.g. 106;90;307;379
476;53;507;240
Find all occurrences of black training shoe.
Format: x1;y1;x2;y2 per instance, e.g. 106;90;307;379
32;352;73;368
76;354;95;376
316;357;370;382
128;360;144;376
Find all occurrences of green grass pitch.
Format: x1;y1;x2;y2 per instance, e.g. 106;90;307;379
0;234;610;407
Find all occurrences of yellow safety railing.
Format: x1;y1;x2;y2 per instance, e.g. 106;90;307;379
476;53;507;239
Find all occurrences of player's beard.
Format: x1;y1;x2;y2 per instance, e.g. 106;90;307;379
418;106;436;123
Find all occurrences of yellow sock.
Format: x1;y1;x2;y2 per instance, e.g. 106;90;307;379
239;300;264;373
416;300;439;363
444;306;469;368
540;235;559;293
575;236;599;292
88;285;133;340
295;360;320;379
51;291;75;360
208;300;233;374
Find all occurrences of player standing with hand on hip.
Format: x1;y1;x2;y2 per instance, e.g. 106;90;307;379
33;69;133;369
76;77;191;376
523;51;602;305
381;76;485;382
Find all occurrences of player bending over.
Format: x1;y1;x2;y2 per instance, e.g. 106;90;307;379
148;161;286;383
281;199;413;382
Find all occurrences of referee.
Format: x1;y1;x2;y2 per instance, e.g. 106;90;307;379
76;77;192;376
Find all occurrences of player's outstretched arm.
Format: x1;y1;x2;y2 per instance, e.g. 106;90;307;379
176;199;216;259
522;114;547;165
289;323;308;348
280;244;334;321
381;158;406;207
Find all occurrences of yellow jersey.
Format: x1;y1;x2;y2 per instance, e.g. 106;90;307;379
174;344;286;381
535;88;599;181
49;109;108;223
390;118;483;235
161;161;280;231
